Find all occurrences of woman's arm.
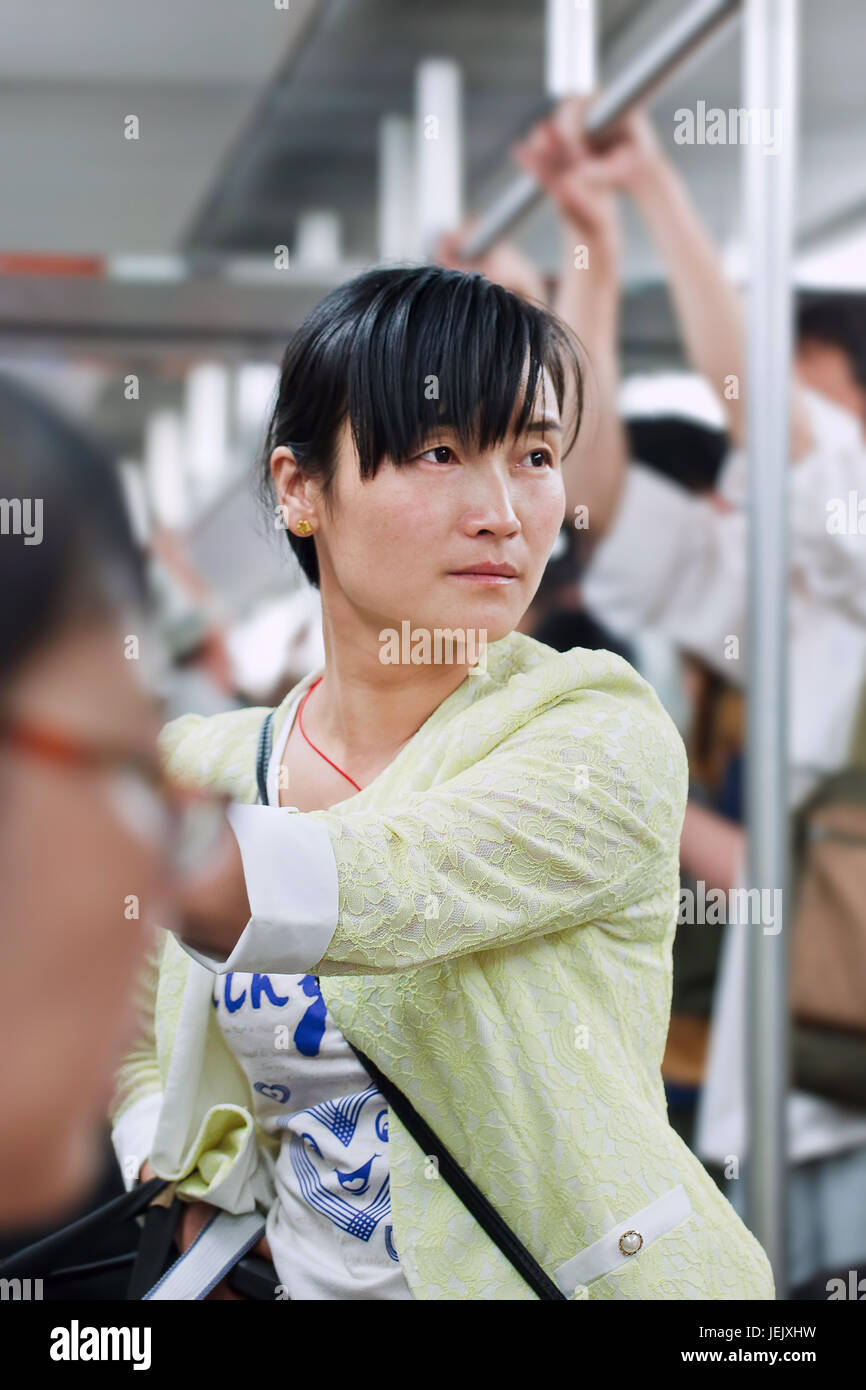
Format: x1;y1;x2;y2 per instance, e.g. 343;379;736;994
511;99;629;547
175;667;689;977
679;800;745;892
594;109;813;459
313;695;686;974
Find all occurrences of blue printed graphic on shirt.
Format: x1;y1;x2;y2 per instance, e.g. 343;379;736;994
385;1225;399;1261
295;973;327;1057
214;971;323;1057
282;1089;393;1244
296;1084;379;1148
289;1135;390;1241
213;972;398;1256
254;1081;291;1104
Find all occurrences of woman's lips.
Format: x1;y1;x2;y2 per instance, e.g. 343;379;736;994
448;572;518;585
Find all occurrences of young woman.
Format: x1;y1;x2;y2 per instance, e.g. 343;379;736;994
110;265;775;1300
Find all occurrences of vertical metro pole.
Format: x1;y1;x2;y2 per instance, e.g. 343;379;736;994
415;59;463;259
546;0;597;99
743;0;800;1299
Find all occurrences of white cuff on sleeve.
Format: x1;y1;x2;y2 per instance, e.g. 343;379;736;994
110;1091;163;1190
177;802;340;975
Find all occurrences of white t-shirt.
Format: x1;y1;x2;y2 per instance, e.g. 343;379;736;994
213;687;413;1300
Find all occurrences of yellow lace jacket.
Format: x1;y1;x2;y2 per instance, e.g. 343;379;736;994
109;631;774;1300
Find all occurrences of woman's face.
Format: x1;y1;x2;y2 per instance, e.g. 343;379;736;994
0;616;169;1228
305;372;568;654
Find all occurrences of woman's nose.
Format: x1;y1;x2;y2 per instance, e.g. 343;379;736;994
462;476;522;536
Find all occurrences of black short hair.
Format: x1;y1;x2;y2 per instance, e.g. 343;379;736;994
259;265;584;588
0;373;148;684
796;293;866;387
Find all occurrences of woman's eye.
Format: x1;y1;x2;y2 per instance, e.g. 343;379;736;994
522;449;553;468
418;445;455;464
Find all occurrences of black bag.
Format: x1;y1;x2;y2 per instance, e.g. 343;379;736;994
0;1172;176;1292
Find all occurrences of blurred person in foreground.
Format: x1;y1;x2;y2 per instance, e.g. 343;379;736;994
0;375;167;1230
110;265;774;1300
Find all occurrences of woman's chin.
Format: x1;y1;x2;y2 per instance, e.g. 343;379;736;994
437;586;526;630
377;596;521;667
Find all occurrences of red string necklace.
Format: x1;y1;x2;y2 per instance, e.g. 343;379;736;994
296;676;362;792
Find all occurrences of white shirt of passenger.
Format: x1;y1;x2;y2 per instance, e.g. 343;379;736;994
581;386;866;809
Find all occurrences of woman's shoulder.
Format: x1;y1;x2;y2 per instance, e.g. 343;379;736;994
480;631;688;800
487;630;680;733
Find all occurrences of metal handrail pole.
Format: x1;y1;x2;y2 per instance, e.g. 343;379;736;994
459;0;743;260
743;0;800;1299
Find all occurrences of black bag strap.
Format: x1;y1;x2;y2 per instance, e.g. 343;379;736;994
0;1176;170;1281
342;1034;565;1299
257;708;565;1300
256;708;276;805
126;1185;183;1299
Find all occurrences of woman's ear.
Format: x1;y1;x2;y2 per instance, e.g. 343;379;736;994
270;446;318;536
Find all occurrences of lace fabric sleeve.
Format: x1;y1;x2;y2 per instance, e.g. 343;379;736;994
108;929;165;1188
306;682;688;975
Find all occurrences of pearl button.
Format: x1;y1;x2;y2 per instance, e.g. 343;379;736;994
618;1229;643;1255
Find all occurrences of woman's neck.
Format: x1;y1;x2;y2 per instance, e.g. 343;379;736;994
307;605;475;768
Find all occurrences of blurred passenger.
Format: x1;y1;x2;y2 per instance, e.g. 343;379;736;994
620;371;729;496
508;99;866;805
795;294;866;437
515;525;635;664
439;131;740;1161
0;374;165;1230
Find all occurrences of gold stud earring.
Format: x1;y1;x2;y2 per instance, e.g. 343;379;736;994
296;518;314;536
